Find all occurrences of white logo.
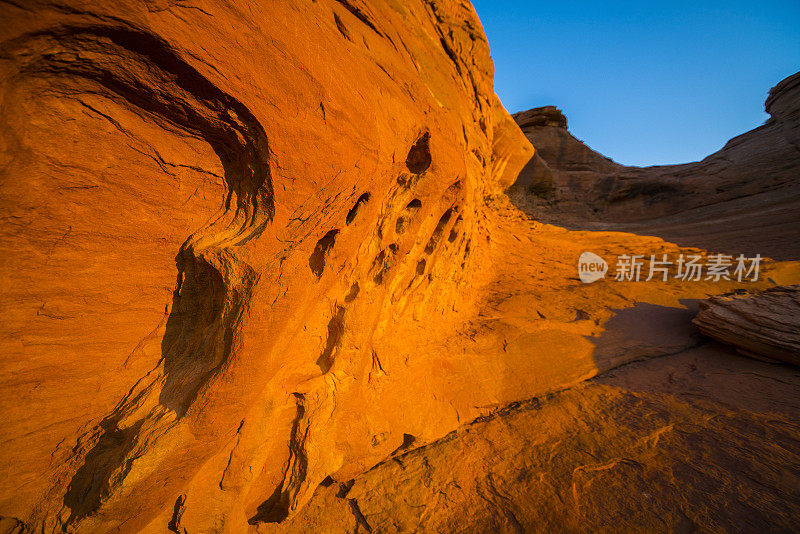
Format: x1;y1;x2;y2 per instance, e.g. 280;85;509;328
578;252;608;283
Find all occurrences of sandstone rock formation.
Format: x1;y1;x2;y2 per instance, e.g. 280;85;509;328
0;1;533;530
510;72;800;260
693;285;800;364
1;1;800;532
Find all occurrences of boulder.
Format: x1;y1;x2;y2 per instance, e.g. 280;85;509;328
693;286;800;364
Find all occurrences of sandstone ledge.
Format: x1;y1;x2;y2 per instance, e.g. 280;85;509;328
693;285;800;365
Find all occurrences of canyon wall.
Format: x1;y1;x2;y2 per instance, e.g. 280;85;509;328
510;72;800;259
0;0;533;530
3;1;799;532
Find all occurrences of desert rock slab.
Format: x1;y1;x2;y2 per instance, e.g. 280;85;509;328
693;285;800;364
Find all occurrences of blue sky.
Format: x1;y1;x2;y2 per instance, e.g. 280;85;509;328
471;1;800;166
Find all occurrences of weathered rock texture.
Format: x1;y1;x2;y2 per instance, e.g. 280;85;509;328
694;285;800;364
510;72;800;260
0;1;534;530
2;1;800;533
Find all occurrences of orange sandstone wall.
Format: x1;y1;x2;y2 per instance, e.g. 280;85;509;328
0;0;532;531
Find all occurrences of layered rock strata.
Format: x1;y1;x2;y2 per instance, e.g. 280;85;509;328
510;72;800;260
694;285;800;364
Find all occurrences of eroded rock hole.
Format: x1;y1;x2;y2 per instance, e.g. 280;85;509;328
168;495;187;533
448;215;463;243
405;132;431;174
395;198;422;234
372;245;398;285
334;13;351;41
424;208;453;254
345;282;360;302
63;420;144;523
396;172;419;190
309;229;339;278
159;249;240;414
317;305;346;373
346;192;371;225
337;480;355;499
391;433;417;455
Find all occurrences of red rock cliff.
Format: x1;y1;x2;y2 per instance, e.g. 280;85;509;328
0;0;532;530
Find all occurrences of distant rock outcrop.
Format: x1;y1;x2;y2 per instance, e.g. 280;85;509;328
510;71;800;260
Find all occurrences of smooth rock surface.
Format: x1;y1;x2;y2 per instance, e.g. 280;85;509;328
262;343;800;533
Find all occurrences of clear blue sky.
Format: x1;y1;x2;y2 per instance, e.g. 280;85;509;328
471;1;800;166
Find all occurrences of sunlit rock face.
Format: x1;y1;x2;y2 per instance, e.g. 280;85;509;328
0;0;532;530
6;0;800;531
